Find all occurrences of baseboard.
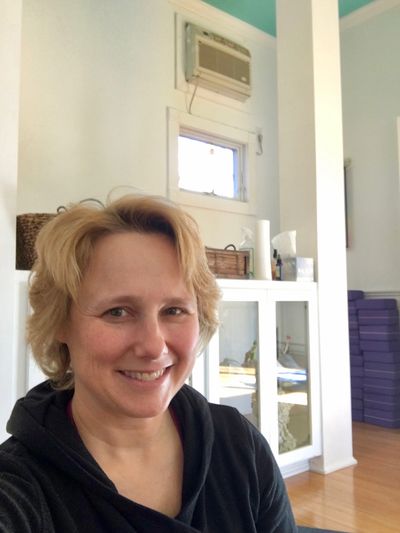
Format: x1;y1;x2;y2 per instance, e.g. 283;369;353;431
281;459;310;478
309;456;358;475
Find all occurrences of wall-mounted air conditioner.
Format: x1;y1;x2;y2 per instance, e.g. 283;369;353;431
185;23;251;102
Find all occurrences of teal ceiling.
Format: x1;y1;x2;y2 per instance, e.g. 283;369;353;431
202;0;376;36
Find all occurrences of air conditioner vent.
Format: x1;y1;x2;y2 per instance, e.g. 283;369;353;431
185;23;251;102
198;42;250;85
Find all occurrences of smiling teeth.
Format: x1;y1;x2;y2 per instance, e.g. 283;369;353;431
122;369;165;381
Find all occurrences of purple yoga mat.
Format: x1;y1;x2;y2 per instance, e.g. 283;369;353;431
358;309;399;326
363;351;400;363
352;409;364;422
350;355;363;367
364;398;400;411
364;414;400;428
364;361;400;371
364;376;400;389
351;398;363;410
360;340;400;352
359;324;400;341
348;290;364;301
356;298;397;310
351;366;364;378
364;390;400;402
364;369;400;381
351;387;363;399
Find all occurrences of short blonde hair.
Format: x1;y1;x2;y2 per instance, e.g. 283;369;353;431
27;194;221;388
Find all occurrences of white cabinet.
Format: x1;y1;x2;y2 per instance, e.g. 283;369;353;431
191;279;321;475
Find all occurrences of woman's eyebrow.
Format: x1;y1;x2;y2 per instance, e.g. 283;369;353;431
78;294;144;311
163;296;196;305
98;294;143;304
83;294;196;308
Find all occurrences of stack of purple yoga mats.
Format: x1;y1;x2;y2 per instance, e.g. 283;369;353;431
348;291;365;422
348;290;400;428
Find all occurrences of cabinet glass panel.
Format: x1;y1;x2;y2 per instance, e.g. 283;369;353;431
218;301;259;428
276;301;310;454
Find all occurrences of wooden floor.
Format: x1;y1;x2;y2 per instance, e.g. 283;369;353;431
285;422;400;532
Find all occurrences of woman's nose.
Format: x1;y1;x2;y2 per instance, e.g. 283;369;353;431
131;315;167;359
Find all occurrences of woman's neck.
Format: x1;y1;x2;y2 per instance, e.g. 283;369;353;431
70;393;184;516
71;393;173;454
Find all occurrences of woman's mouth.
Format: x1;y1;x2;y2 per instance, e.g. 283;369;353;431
119;368;166;382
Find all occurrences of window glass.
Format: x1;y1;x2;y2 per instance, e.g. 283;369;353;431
178;129;245;201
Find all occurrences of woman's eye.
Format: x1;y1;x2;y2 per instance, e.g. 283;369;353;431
166;307;184;316
106;307;127;318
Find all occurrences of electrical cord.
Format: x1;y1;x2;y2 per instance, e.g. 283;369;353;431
187;75;200;114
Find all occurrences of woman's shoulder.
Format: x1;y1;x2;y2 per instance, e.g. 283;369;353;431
0;437;44;490
0;436;32;465
0;440;45;532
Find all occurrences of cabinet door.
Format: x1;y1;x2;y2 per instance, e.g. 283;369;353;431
217;298;260;426
192;287;274;439
271;290;321;467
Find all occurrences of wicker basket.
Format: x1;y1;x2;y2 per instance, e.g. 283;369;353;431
16;213;57;270
16;199;104;270
205;245;249;279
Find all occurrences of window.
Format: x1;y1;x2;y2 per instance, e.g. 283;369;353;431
178;129;245;201
168;108;256;215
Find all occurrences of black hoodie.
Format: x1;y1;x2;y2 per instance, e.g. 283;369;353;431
0;381;297;532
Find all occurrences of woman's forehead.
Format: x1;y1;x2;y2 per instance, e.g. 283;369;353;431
79;232;194;299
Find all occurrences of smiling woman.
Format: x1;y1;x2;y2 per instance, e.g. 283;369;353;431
61;231;200;424
0;194;298;532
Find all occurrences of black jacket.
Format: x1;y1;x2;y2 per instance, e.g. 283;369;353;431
0;381;297;532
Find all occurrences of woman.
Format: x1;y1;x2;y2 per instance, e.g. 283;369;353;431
0;195;297;532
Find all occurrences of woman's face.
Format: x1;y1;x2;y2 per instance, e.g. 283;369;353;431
60;231;200;422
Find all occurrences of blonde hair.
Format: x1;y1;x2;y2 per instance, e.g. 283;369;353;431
27;194;221;388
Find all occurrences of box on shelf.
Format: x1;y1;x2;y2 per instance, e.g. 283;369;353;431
205;246;250;279
281;257;314;282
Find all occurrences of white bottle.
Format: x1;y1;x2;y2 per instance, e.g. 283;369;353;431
239;227;254;279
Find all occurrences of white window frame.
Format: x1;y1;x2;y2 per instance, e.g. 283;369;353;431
167;107;256;215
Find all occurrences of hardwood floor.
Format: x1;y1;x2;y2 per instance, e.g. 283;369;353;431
285;422;400;532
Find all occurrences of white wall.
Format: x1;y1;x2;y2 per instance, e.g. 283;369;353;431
0;0;22;443
341;5;400;291
17;0;279;249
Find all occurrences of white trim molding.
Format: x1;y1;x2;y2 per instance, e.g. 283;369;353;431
281;460;310;479
340;0;400;32
169;0;275;46
167;107;257;215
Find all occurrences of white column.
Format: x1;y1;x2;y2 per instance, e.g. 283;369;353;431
0;0;22;441
276;0;356;473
